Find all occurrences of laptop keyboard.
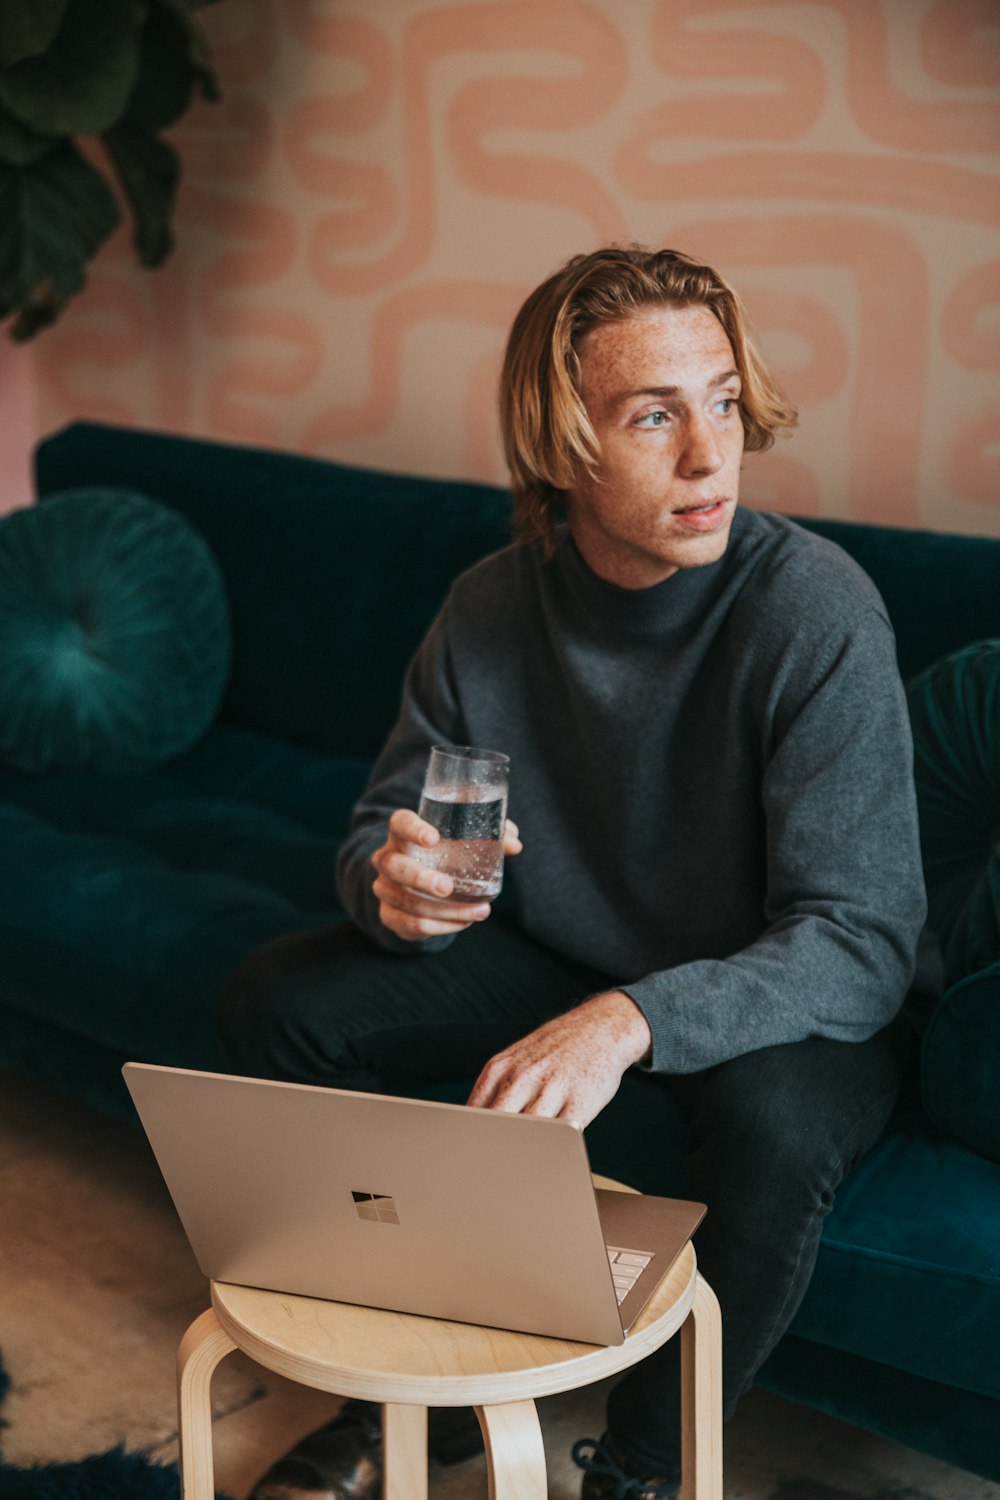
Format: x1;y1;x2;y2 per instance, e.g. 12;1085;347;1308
606;1245;654;1305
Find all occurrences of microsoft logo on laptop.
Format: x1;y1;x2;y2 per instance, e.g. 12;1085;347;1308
352;1190;400;1225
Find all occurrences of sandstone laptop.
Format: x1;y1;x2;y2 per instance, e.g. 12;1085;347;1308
122;1062;705;1346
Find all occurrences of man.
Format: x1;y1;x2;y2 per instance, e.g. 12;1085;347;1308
219;246;926;1499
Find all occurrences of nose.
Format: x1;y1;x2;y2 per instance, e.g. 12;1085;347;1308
678;411;724;478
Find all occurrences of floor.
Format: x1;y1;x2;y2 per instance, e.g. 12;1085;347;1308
1;1066;997;1500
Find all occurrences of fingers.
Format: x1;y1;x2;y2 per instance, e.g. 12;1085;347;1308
504;819;523;856
373;874;490;941
471;1074;582;1129
371;808;523;943
466;1006;628;1130
468;1051;568;1120
372;810;490;942
374;809;448;898
373;845;452;902
468;1055;597;1130
467;1017;573;1116
387;807;438;848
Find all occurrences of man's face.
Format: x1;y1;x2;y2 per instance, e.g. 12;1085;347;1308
566;303;745;590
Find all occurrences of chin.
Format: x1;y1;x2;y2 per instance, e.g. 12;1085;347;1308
669;527;733;571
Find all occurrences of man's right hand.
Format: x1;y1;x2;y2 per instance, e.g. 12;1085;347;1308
370;808;522;942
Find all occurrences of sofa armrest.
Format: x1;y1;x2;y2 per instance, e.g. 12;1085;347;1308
921;960;1000;1164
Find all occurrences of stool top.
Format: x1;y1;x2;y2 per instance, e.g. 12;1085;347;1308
210;1179;699;1406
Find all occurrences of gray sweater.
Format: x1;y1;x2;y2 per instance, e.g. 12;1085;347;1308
336;507;927;1074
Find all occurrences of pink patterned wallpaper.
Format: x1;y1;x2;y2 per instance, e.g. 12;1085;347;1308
26;0;1000;534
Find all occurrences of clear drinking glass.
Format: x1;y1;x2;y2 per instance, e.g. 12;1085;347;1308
415;744;510;900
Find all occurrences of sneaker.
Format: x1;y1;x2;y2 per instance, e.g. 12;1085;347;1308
572;1434;677;1499
250;1399;382;1498
249;1399;484;1499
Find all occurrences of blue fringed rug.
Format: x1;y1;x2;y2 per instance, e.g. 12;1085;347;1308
0;1350;232;1499
0;1446;196;1499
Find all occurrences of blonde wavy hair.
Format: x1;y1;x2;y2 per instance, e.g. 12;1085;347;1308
499;246;798;553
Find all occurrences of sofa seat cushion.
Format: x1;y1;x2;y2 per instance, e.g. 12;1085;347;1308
787;1115;1000;1400
3;725;371;896
0;726;369;1064
0;489;231;773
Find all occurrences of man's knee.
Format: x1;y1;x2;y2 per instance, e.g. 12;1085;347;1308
216;938;279;1075
686;1034;900;1199
216;933;297;1078
216;923;362;1082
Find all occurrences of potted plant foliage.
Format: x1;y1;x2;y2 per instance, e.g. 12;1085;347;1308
0;0;224;340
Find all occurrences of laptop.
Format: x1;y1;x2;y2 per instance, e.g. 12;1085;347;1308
123;1062;705;1347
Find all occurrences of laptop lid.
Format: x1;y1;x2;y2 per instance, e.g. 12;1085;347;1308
123;1063;704;1347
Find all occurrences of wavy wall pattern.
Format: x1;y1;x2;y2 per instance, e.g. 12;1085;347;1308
29;0;1000;534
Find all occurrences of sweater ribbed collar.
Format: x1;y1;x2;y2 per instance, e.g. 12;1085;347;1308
551;508;753;637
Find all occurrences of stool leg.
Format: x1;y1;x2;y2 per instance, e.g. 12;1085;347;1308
383;1403;428;1500
679;1273;723;1500
177;1308;238;1500
475;1400;547;1500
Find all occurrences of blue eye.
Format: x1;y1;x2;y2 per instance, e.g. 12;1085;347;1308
715;397;737;415
635;410;668;427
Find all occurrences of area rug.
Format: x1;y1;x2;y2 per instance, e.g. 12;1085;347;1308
0;1349;231;1500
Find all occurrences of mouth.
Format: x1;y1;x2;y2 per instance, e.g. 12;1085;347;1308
671;498;732;531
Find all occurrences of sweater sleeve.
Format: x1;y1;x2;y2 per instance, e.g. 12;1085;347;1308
622;607;928;1074
335;606;466;952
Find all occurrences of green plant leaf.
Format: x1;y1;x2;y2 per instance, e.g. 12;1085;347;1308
0;106;56;166
154;0;223;101
123;0;219;134
177;7;223;105
126;2;194;132
0;0;70;69
0;0;147;138
102;123;179;266
0;0;226;337
161;0;228;11
0;141;121;339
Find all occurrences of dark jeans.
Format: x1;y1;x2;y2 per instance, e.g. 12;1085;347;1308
217;915;900;1486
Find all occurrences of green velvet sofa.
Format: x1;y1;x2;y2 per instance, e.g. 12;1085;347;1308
2;420;998;1481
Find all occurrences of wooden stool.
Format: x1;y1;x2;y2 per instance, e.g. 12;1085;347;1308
176;1180;722;1499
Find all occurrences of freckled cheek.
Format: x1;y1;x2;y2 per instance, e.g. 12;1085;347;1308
602;441;674;485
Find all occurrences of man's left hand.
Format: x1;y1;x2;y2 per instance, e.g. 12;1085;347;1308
466;990;653;1130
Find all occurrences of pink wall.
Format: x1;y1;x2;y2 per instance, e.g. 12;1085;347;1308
22;0;1000;535
0;342;36;514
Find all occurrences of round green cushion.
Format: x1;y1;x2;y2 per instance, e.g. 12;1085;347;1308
907;639;1000;987
0;488;231;773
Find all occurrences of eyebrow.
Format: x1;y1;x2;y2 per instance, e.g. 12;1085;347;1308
610;368;742;408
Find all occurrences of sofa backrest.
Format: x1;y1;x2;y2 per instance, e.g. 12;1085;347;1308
795;517;1000;684
36;422;1000;759
36;423;512;761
